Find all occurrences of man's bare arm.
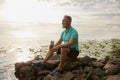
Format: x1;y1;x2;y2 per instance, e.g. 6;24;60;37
52;38;75;51
54;39;63;46
59;38;75;48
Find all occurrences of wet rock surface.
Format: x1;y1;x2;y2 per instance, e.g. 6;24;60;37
14;55;120;80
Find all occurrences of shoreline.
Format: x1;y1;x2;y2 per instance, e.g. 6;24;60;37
0;39;120;80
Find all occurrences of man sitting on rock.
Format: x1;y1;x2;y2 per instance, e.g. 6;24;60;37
33;15;79;76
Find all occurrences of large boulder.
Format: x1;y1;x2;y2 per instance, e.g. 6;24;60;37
104;63;119;74
63;60;81;71
104;58;120;75
92;68;105;79
78;56;97;66
37;70;50;76
106;75;120;80
92;61;105;68
45;60;59;70
50;71;74;80
72;67;84;77
84;66;93;73
14;56;120;80
15;62;36;80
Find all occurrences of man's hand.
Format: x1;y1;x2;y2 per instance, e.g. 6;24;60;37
50;38;75;51
51;45;61;51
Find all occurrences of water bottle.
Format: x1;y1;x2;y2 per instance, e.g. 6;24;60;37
49;41;54;50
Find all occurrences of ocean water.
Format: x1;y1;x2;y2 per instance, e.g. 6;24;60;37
0;46;34;80
0;38;115;80
0;40;50;80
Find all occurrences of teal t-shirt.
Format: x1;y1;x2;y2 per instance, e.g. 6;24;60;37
60;26;79;51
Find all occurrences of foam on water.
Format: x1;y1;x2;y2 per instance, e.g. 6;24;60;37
0;47;38;80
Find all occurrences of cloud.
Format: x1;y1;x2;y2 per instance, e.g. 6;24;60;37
45;0;119;8
0;0;4;4
43;0;120;14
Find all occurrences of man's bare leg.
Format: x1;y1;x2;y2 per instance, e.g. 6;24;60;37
58;48;70;69
42;49;54;63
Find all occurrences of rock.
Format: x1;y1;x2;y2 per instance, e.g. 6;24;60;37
91;75;101;80
72;67;84;78
84;66;92;73
15;61;32;71
45;60;59;70
102;76;107;80
63;61;81;71
78;67;84;72
103;63;111;70
32;65;43;72
37;70;50;76
15;62;36;80
36;76;44;80
34;55;40;60
61;71;74;80
14;56;120;80
44;76;51;80
48;72;63;80
14;71;21;79
50;71;74;80
81;78;86;80
104;63;119;74
92;68;105;79
106;75;120;80
19;66;35;79
72;69;81;74
63;71;74;80
92;61;105;68
73;77;80;80
103;58;120;75
108;58;120;64
78;73;87;79
98;58;107;64
20;66;32;73
15;62;26;71
72;70;81;76
78;56;96;66
25;61;33;66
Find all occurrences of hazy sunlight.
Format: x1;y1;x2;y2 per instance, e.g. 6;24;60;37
12;31;37;38
2;0;63;24
15;48;34;62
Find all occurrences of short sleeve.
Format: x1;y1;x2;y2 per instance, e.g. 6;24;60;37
70;32;78;40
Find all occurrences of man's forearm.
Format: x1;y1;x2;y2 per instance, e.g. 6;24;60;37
59;43;72;48
54;39;62;46
54;42;61;46
58;38;75;48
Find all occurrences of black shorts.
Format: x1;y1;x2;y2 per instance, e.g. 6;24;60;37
57;48;79;59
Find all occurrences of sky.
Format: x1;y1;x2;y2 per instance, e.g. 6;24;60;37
0;0;120;42
0;0;120;23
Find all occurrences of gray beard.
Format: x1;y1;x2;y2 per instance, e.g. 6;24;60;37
62;25;66;28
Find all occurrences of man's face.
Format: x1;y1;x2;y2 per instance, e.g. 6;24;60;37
62;17;70;28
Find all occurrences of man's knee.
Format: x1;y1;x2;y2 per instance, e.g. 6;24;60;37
50;47;57;51
61;48;70;54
